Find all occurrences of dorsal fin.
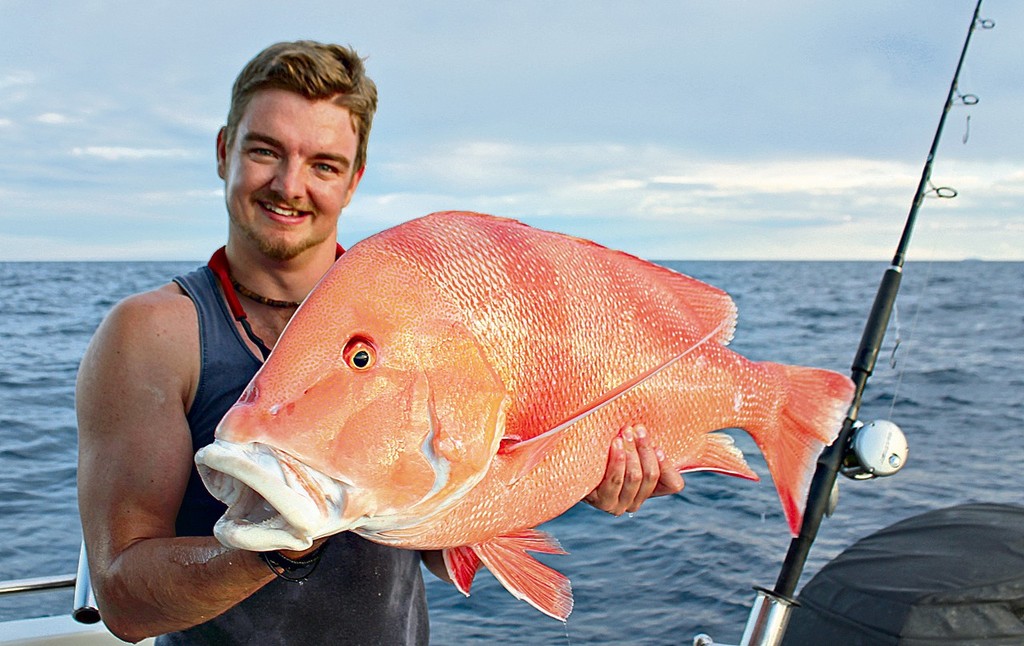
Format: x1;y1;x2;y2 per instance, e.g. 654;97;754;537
567;235;738;345
392;212;739;345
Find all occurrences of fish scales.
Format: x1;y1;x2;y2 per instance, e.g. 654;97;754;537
195;211;854;620
377;214;734;441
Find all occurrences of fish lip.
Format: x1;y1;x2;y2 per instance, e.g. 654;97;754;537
194;440;350;551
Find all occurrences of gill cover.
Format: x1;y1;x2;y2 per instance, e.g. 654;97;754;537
214;311;509;534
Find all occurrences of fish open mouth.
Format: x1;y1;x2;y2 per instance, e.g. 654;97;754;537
195;440;350;552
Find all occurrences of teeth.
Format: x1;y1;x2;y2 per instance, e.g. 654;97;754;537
263;202;303;217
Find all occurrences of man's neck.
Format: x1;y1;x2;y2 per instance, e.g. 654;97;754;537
225;239;339;304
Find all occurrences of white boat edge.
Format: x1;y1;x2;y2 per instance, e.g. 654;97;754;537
0;615;154;646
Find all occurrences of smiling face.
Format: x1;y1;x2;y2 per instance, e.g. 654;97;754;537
217;88;364;262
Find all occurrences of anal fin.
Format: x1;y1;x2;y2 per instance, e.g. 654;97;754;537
678;432;759;481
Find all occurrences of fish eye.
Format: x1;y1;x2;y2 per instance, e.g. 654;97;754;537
343;338;376;371
351;349;371;368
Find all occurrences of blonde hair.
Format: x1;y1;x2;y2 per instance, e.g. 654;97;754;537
226;41;378;171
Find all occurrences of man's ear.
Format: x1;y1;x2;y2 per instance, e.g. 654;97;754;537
216;127;229;180
341;165;366;208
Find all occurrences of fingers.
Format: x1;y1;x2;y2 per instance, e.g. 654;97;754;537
604;427;645;516
584;424;685;516
652;445;685;497
278;536;328;560
582;435;628;513
619;426;656;513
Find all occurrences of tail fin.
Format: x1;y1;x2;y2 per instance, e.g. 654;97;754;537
756;364;854;535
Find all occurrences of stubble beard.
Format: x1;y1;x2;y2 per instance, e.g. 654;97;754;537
229;208;328;262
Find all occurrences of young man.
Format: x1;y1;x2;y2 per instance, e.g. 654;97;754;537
76;41;682;645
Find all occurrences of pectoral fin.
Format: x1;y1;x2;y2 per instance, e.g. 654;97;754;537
498;430;568;483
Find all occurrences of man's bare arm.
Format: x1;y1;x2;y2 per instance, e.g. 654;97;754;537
76;287;275;642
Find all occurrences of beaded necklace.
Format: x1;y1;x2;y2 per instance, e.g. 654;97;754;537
206;245;343;359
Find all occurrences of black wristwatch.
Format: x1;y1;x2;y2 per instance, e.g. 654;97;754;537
260;542;327;582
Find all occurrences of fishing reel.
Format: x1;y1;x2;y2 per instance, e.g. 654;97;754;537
841;420;909;480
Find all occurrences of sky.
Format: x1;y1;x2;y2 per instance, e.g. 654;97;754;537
1;0;1021;261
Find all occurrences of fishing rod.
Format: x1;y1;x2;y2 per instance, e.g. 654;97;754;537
696;2;993;644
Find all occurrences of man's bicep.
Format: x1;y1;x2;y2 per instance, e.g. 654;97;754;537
76;293;198;562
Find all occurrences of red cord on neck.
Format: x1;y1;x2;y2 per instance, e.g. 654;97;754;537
205;244;344;359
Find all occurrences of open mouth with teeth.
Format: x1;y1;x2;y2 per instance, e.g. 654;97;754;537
195;440;350;552
260;200;311;220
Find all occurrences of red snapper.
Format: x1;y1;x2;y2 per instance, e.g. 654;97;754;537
195;211;854;620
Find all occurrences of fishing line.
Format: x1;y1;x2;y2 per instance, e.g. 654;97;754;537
885;56;983;416
886;64;982;417
886;260;937;420
885;176;957;414
888;305;901;371
769;0;992;609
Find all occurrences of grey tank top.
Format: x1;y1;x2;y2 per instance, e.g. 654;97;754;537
155;266;429;646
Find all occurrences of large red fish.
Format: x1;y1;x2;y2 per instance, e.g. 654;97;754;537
195;211;853;620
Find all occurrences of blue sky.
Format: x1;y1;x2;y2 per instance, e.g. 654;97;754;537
1;1;1021;261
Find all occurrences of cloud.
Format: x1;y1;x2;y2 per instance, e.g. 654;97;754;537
1;2;1020;261
139;188;223;203
372;141;926;221
0;233;212;261
35;112;76;125
0;71;34;89
151;106;223;135
345;139;1024;261
70;146;199;161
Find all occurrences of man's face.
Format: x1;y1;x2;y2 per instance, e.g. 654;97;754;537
217;88;364;262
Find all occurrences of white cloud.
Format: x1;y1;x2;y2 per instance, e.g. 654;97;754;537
35;112;76;125
375;142;917;220
351;140;1024;260
151;106;223;135
71;146;198;161
0;234;211;261
139;189;223;203
2;2;1021;261
0;71;34;89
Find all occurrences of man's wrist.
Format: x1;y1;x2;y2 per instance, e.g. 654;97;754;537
259;543;327;582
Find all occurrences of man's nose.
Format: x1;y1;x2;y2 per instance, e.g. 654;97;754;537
270;160;304;201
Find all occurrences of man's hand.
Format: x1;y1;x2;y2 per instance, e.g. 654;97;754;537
583;425;685;516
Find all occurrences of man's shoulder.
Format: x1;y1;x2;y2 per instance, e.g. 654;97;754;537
80;282;201;404
114;282;196;320
98;283;199;350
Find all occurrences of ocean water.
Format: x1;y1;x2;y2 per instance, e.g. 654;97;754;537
1;260;1021;644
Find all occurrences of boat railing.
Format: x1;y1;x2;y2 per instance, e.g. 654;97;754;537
0;573;75;596
0;542;100;624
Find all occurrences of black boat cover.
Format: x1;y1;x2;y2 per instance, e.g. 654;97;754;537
782;503;1024;645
